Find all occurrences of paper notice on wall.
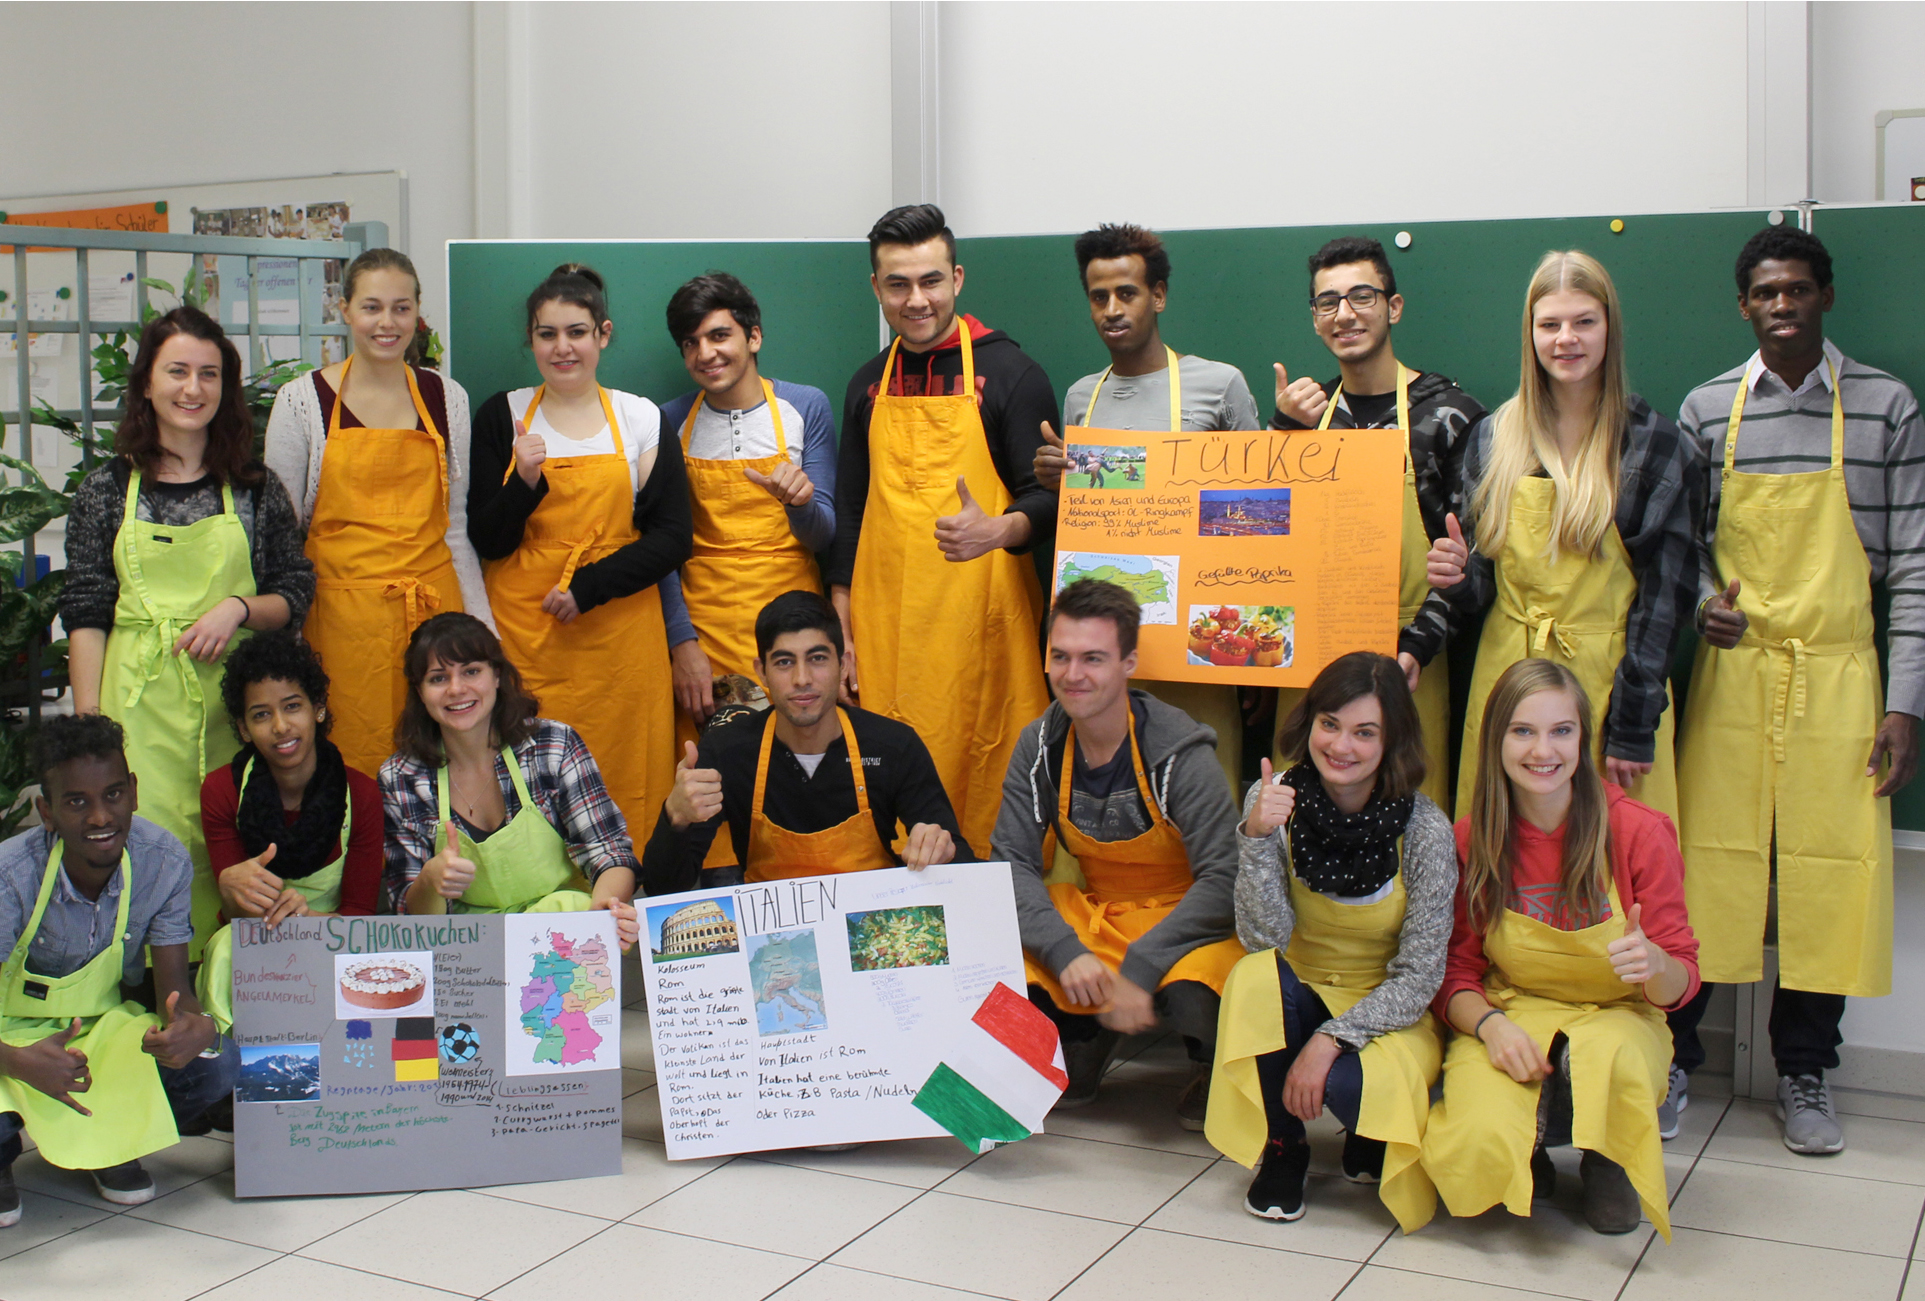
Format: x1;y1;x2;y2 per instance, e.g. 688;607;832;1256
87;272;136;324
2;290;64;358
639;863;1027;1159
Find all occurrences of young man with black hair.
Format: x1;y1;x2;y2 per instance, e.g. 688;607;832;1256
1037;224;1259;787
829;204;1058;854
992;579;1244;1129
641;591;970;894
0;715;236;1225
1274;236;1486;811
1670;226;1924;1155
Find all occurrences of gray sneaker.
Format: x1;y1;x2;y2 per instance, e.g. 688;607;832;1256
1175;1061;1211;1131
0;1165;19;1228
1053;1029;1120;1110
1776;1074;1845;1154
1578;1150;1642;1234
1657;1064;1688;1140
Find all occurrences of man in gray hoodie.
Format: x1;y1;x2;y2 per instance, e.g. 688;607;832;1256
992;579;1244;1129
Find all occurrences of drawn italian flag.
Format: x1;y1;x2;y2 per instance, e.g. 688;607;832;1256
914;982;1068;1153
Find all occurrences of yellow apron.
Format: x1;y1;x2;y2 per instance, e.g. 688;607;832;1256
425;745;592;916
1275;367;1452;814
197;756;353;1034
1207;852;1445;1233
303;357;463;776
1676;366;1890;996
851;326;1050;853
485;385;672;846
676;381;825;870
1023;715;1245;1005
1079;349;1242;793
101;471;254;960
1421;880;1672;1239
0;843;177;1170
743;708;896;883
1455;476;1678;821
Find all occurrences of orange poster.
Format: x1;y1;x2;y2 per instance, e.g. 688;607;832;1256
0;202;167;252
1050;425;1404;686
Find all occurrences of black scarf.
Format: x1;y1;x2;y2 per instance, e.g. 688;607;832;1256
1282;762;1412;897
231;739;350;880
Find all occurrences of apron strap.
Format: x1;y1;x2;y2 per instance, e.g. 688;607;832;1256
3;841;133;987
1082;346;1183;432
332;354;451;512
1522;605;1577;659
1725;357;1844;476
1319;364;1417;466
1056;709;1166;828
517;385;623;591
680;379;786;459
752;708;870;823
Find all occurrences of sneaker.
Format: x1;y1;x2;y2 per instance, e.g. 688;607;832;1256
1175;1061;1210;1131
1244;1138;1311;1221
1340;1130;1386;1184
1657;1064;1688;1141
1053;1029;1120;1110
89;1160;155;1207
0;1165;19;1228
1530;1145;1556;1201
1776;1073;1845;1155
1578;1150;1641;1234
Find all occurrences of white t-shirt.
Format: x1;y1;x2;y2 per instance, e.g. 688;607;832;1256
680;395;807;468
792;751;828;779
504;386;662;493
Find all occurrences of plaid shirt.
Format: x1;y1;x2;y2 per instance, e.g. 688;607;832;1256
1398;395;1703;764
379;718;638;903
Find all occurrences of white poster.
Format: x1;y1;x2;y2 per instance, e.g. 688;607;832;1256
503;911;622;1076
639;862;1027;1160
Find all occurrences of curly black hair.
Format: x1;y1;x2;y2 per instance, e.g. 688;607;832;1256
35;713;127;787
1073;223;1171;291
220;632;333;741
1736;226;1833;295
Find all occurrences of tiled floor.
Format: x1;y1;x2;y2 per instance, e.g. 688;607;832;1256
5;956;1922;1301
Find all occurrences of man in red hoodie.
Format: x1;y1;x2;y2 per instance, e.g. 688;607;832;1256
828;204;1060;852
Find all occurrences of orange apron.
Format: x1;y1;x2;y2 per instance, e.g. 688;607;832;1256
744;707;895;882
485;384;672;844
303;357;462;776
1023;716;1246;1006
851;326;1050;852
677;381;824;869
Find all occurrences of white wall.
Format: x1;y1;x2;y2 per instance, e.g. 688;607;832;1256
1812;1;1925;202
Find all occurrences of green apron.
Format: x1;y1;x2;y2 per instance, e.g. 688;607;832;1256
429;745;592;915
100;470;255;959
0;841;177;1169
197;757;352;1033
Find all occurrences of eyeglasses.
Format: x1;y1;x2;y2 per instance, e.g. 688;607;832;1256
1310;286;1389;316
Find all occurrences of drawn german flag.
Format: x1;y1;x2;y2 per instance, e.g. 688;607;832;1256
392;1016;439;1082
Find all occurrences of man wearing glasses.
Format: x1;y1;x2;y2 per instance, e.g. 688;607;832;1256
1271;237;1486;810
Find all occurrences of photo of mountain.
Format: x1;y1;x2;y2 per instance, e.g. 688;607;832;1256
237;1044;322;1103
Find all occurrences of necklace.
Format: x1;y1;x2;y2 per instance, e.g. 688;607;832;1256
446;761;500;827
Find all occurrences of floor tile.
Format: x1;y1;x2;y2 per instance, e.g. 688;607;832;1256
490;1222;807;1301
619;1007;653;1071
1623;1225;1908;1300
627;1156;919;1257
1662;1092;1729;1159
1534;1143;1694;1210
1104;1034;1193;1088
1042;1078;1219;1159
1704;1098;1925;1187
1369;1203;1651;1301
477;1137;726;1221
756;1136;983;1189
1907;1266;1925;1301
622;1083;662;1141
127;1169;408;1252
620;1067;654;1097
1143;1161;1394;1262
830;1190;1128;1301
1338;1265;1593;1301
0;1187;113;1261
1055;1225;1358;1300
194;1254;473;1301
1668;1155;1925;1257
0;1214;278;1301
9;1134;234;1208
937;1132;1211;1223
767;1262;1002;1300
299;1187;606;1296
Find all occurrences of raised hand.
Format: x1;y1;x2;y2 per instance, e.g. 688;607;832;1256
513;416;547;488
1034;421;1067;491
1243;758;1297;837
3;1018;93;1115
142;990;216;1070
1427;513;1468;590
934;477;1007;563
219;841;286;919
1702;579;1747;650
665;741;724;829
901;822;956;871
1273;363;1330;427
744;460;815;508
1606;902;1663;984
430;819;478;900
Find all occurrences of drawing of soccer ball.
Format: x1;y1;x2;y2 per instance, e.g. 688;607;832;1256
439;1022;481;1063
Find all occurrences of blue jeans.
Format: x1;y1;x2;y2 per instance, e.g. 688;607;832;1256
1255;951;1366;1142
0;1034;238;1172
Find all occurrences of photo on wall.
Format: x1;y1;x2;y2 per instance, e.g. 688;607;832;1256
1064;443;1148;491
1198;489;1291;537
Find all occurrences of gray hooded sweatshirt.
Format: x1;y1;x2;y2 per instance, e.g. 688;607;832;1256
990;689;1241;992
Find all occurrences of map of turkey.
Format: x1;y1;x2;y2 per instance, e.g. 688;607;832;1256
1054;553;1178;625
518;931;617;1066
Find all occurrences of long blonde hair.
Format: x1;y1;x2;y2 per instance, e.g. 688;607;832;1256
1471;250;1629;562
1462;659;1612;934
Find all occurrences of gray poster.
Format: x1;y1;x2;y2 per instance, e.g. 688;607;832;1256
228;913;623;1198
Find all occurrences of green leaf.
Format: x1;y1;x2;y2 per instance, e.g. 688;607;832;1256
139;276;175;295
0;453;70;544
0;552;24;585
0;570;64;664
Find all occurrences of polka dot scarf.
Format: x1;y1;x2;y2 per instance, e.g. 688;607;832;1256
1281;761;1412;896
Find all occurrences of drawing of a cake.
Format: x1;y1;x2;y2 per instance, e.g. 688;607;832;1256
339;958;427;1010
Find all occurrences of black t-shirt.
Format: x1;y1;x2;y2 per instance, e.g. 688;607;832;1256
1342;389;1399;427
1049;696;1153;843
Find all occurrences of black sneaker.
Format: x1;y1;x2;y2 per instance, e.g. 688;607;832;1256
1053;1029;1120;1110
1341;1130;1386;1183
1578;1149;1640;1234
1244;1138;1311;1221
89;1160;156;1207
0;1165;19;1228
1530;1145;1556;1201
1175;1061;1211;1132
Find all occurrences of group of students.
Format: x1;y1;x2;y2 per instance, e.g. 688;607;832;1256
0;203;1914;1248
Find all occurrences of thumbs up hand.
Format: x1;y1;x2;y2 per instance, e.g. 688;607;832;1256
1033;421;1067;491
142;990;218;1070
744;460;816;508
219;841;291;921
1702;578;1747;650
665;741;724;829
934;476;1008;562
1427;513;1469;590
513;416;547;488
1274;363;1330;427
1242;758;1298;838
429;820;478;900
10;1017;94;1114
1607;902;1665;984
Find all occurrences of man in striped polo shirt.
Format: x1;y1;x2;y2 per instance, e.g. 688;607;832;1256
1669;226;1924;1155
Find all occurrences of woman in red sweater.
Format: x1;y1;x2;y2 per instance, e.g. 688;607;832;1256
1421;658;1697;1239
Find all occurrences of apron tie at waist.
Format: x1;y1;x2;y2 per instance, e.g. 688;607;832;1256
381;577;444;631
1523;606;1576;660
1740;632;1874;763
118;617;213;803
556;528;606;593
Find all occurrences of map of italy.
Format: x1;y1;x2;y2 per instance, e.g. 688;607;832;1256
1055;553;1178;625
519;931;617;1066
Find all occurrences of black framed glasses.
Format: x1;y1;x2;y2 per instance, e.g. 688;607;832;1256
1310;286;1389;316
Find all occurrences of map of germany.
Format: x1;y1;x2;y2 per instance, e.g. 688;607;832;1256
519;931;617;1066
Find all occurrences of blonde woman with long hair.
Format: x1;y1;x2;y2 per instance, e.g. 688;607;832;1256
1401;251;1698;818
1421;659;1698;1238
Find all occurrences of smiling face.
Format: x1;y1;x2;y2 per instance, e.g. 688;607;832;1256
1047;615;1137;724
1531;289;1609;392
418;657;499;738
678;308;762;397
1742;257;1833;362
241;676;323;778
531;299;611;390
39;755;138;872
756;629;841;732
144;333;225;442
872;238;964;351
1307;693;1385;807
1311;261;1402;367
1084;254;1165;358
344;266;418;363
1500;686;1585;800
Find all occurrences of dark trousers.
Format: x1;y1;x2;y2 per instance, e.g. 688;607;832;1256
0;1034;239;1172
1667;982;1847;1079
1029;978;1219;1063
1254;952;1364;1143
